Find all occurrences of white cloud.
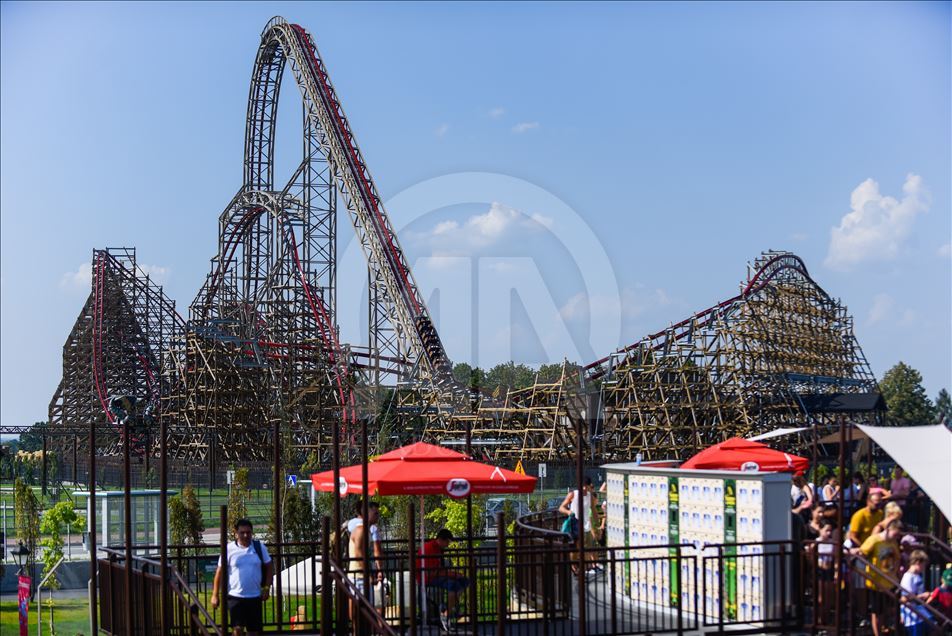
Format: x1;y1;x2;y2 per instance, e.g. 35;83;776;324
825;173;930;270
529;212;554;229
488;107;505;119
139;264;170;284
435;123;450;138
432;220;459;235
938;243;951;258
560;284;671;323
867;293;893;325
60;262;92;291
414;202;553;252
59;261;169;292
421;254;468;271
512;121;539;134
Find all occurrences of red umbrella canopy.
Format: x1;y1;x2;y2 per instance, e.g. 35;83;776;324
310;442;537;498
680;437;809;473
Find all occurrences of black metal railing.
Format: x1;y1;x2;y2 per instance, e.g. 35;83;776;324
99;547;221;636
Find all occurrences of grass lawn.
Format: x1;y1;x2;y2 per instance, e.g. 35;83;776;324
0;597;91;636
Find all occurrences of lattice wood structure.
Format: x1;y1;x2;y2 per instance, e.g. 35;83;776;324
48;248;185;464
45;18;455;478
584;250;879;461
390;361;587;462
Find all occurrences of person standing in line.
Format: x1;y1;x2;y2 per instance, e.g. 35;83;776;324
210;518;274;636
856;519;903;636
820;475;840;507
889;467;912;508
812;518;837;624
848;492;884;548
559;477;601;575
347;500;385;617
870;501;903;536
899;550;931;636
847;473;868;516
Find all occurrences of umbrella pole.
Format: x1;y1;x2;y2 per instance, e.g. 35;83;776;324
420;495;427;626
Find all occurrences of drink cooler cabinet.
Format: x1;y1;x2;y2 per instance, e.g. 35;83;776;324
602;462;791;625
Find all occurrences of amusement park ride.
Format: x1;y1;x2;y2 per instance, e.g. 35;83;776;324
23;17;881;482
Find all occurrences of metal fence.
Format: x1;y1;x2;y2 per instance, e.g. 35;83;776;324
96;512;952;635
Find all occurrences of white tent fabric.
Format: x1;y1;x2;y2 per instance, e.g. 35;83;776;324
747;427;809;442
857;424;952;523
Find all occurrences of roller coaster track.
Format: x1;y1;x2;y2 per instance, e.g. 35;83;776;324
240;17;452;384
44;17;488;465
88;249;186;448
584;252;831;380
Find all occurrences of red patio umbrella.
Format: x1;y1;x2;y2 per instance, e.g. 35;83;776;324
310;441;537;497
680;437;809;473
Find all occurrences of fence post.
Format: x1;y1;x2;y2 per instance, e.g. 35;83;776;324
88;416;98;636
718;546;725;636
610;548;618;636
219;505;228;635
779;542;787;631
272;417;283;630
123;416;134;636
542;537;552;632
676;545;683;636
159;413;169;636
496;511;506;636
321;516;331;636
311;534;318;632
408;501;417;636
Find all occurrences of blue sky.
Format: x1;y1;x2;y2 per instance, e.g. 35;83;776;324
2;1;949;428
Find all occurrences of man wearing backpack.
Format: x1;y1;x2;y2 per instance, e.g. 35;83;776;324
211;518;274;636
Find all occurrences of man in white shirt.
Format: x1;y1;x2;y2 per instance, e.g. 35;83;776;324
211;518;274;636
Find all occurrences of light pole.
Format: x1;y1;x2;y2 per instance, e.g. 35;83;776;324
11;540;30;575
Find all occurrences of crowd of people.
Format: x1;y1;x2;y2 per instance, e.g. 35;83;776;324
794;466;952;635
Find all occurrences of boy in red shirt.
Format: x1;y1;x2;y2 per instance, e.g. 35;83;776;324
417;528;470;632
926;566;952;621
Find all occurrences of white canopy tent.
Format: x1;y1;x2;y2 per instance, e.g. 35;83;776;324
857;424;952;523
747;427;809;442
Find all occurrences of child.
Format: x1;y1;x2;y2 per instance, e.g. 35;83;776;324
814;518;836;623
899;550;930;636
926;566;952;622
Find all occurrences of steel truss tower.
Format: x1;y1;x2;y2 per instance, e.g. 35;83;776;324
47;17;462;470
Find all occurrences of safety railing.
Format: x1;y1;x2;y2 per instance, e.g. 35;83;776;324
99;547;221;636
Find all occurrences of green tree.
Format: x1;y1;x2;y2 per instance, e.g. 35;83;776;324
38;501;84;590
169;485;206;550
14;478;40;569
425;497;486;540
278;485;320;543
485;362;536;396
228;468;251;529
537;361;582;385
16;423;46;452
880;362;936;426
300;451;322;476
935;388;951;424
